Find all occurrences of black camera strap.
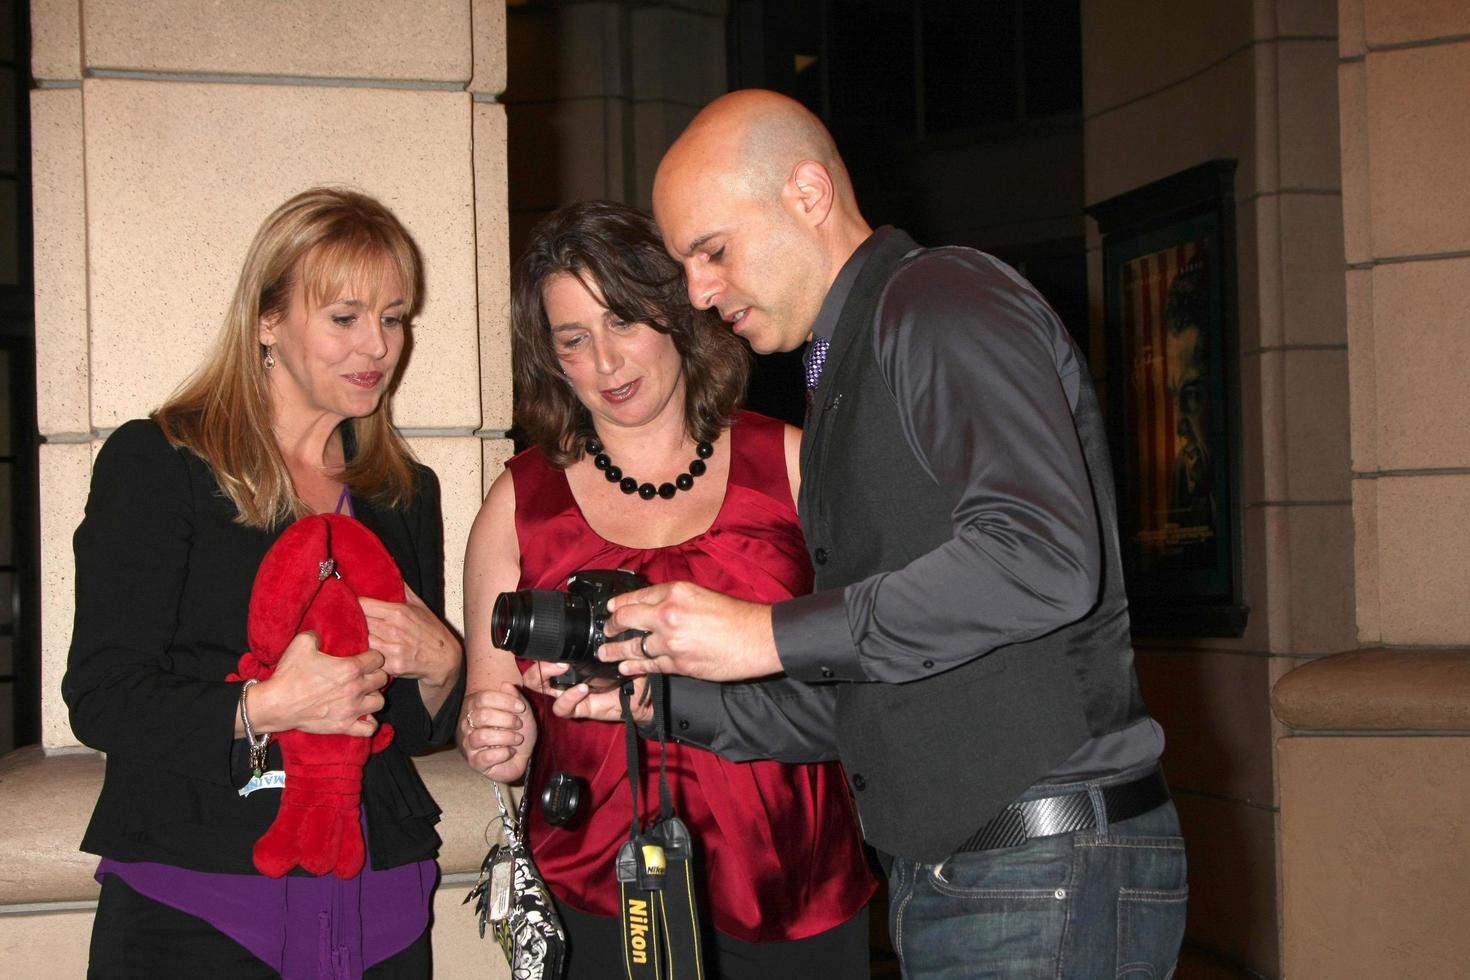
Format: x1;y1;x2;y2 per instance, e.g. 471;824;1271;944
615;678;705;980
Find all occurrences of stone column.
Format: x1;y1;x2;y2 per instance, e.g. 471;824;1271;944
1339;0;1470;647
1082;2;1348;975
1272;2;1470;976
10;3;511;975
504;0;728;252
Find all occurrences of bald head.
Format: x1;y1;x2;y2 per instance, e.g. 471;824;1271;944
652;90;872;354
664;91;852;203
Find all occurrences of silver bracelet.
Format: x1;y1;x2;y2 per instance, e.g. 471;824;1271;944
239;679;271;777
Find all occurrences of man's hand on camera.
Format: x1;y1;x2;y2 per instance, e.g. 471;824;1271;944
521;661;654;725
601;582;781;682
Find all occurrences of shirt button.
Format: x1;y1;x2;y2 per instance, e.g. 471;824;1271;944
677;719;689;731
820;667;834;679
851;773;867;791
923;660;935;669
813;547;829;565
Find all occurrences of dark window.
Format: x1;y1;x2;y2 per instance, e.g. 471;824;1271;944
1023;0;1083;118
921;0;1017;133
827;0;916;136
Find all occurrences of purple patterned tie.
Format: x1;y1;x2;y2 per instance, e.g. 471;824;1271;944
804;336;830;414
805;336;830;391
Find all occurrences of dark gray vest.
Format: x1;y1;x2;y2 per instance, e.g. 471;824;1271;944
799;230;1148;862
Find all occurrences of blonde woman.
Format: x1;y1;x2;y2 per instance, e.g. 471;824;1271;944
63;188;512;979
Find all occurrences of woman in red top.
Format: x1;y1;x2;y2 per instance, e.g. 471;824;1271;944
458;201;873;978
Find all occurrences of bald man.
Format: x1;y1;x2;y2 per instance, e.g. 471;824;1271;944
597;90;1186;976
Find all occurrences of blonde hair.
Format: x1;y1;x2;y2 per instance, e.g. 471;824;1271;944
154;187;423;528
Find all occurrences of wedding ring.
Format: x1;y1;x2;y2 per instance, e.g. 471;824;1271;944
639;633;653;659
466;710;475;730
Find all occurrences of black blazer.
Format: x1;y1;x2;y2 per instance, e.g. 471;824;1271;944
63;419;462;873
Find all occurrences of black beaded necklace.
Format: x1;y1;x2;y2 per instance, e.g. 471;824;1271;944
586;436;714;500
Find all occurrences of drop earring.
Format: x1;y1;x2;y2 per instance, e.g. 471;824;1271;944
262;345;276;370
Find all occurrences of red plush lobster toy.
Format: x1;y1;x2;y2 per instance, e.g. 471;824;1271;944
229;513;402;879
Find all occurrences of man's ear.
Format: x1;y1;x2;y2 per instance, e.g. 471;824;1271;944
782;160;835;227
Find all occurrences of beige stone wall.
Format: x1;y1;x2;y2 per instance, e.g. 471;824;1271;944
1083;1;1349;974
18;1;513;974
1340;0;1470;645
1268;3;1470;977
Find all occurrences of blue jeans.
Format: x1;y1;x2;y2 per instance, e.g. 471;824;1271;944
888;768;1187;979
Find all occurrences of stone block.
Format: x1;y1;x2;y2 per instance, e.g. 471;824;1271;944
82;0;471;82
420;749;511;980
1134;647;1275;805
1272;648;1470;732
1256;500;1357;655
1277;186;1346;344
474;103;512;431
39;441;93;748
1240;349;1266;507
1344;269;1376;473
1237;195;1270;353
1337;60;1371;266
1362;0;1470;49
1253;341;1287;504
469;0;507;96
505;1;621;103
405;436;483;634
1081;0;1253;119
80;79;478;431
1339;0;1366;59
1172;790;1280;977
1375;474;1470;645
1276;40;1341;191
1280;349;1351;503
1275;0;1338;38
1084;47;1257;209
29;0;81;82
629;4;727;105
507;96;625;211
1283;502;1356;653
1352;477;1379;644
1279;736;1470;978
1369;257;1470;470
30;88;89;437
1366;44;1470;259
1242;504;1273;652
482;437;514;497
0;906;93;976
432;868;509;980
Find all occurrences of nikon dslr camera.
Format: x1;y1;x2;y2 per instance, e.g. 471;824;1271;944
490;568;648;690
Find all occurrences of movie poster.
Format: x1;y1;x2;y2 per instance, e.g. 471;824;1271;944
1093;161;1246;635
1121;240;1216;572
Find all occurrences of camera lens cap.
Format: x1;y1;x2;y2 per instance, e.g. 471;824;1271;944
540;771;585;828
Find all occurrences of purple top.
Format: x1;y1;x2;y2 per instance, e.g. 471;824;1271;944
97;811;436;979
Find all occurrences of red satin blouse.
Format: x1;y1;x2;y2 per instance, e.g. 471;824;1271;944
507;411;874;942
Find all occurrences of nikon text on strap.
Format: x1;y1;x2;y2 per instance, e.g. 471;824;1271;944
616;678;705;980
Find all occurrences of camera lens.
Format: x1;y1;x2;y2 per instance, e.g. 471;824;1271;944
490;588;594;662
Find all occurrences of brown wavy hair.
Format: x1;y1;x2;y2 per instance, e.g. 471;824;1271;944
153;187;422;528
512;200;750;466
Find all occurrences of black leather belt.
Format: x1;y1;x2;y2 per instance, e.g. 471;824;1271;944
956;768;1170;851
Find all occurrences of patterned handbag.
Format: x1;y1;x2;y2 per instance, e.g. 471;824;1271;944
465;777;567;980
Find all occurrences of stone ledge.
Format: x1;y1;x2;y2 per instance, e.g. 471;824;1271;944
1272;648;1470;731
0;745;503;907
